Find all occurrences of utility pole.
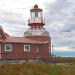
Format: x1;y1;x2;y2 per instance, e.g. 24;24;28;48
52;45;56;63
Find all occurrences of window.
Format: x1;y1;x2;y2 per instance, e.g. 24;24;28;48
35;12;38;17
24;45;30;52
4;44;12;51
31;12;35;18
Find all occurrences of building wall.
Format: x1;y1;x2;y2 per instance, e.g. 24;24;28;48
0;43;1;59
26;36;51;55
0;36;51;62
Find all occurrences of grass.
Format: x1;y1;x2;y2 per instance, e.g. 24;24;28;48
0;63;75;75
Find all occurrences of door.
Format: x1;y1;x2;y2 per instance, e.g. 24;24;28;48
0;43;1;59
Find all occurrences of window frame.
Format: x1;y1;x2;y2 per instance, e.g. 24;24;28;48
4;44;12;51
24;45;30;52
35;12;38;17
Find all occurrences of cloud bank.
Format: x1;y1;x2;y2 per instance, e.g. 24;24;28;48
45;0;75;53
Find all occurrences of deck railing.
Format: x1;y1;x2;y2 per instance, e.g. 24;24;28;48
28;18;45;24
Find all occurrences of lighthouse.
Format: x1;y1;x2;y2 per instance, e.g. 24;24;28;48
24;4;51;62
0;4;51;63
24;4;49;37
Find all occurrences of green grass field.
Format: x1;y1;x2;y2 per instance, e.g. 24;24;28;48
0;63;75;75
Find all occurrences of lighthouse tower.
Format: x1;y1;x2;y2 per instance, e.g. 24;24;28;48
24;4;49;37
24;4;51;62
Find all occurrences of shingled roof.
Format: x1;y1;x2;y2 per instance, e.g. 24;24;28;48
2;37;48;44
0;26;9;39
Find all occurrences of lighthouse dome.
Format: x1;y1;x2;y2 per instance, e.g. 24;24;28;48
34;4;38;8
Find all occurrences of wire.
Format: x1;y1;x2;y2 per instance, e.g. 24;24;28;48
15;7;31;9
0;7;31;10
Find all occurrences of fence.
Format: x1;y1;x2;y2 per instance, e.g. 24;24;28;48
0;53;51;64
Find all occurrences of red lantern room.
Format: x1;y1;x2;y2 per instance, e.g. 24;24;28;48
28;4;45;26
24;4;49;37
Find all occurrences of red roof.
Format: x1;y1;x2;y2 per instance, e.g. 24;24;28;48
30;4;42;12
0;26;8;39
3;37;48;44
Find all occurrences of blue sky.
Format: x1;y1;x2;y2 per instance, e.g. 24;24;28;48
53;51;75;57
0;0;75;57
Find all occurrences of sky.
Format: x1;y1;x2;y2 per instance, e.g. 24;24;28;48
0;0;75;57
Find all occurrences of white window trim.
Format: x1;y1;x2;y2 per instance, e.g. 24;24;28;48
4;44;12;51
24;45;30;52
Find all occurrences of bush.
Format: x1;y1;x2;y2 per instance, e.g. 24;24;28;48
0;63;75;75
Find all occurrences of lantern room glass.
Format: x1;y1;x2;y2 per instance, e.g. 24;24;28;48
30;11;42;19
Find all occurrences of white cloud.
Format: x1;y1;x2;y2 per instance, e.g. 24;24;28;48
45;0;75;52
0;0;56;37
55;47;74;52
